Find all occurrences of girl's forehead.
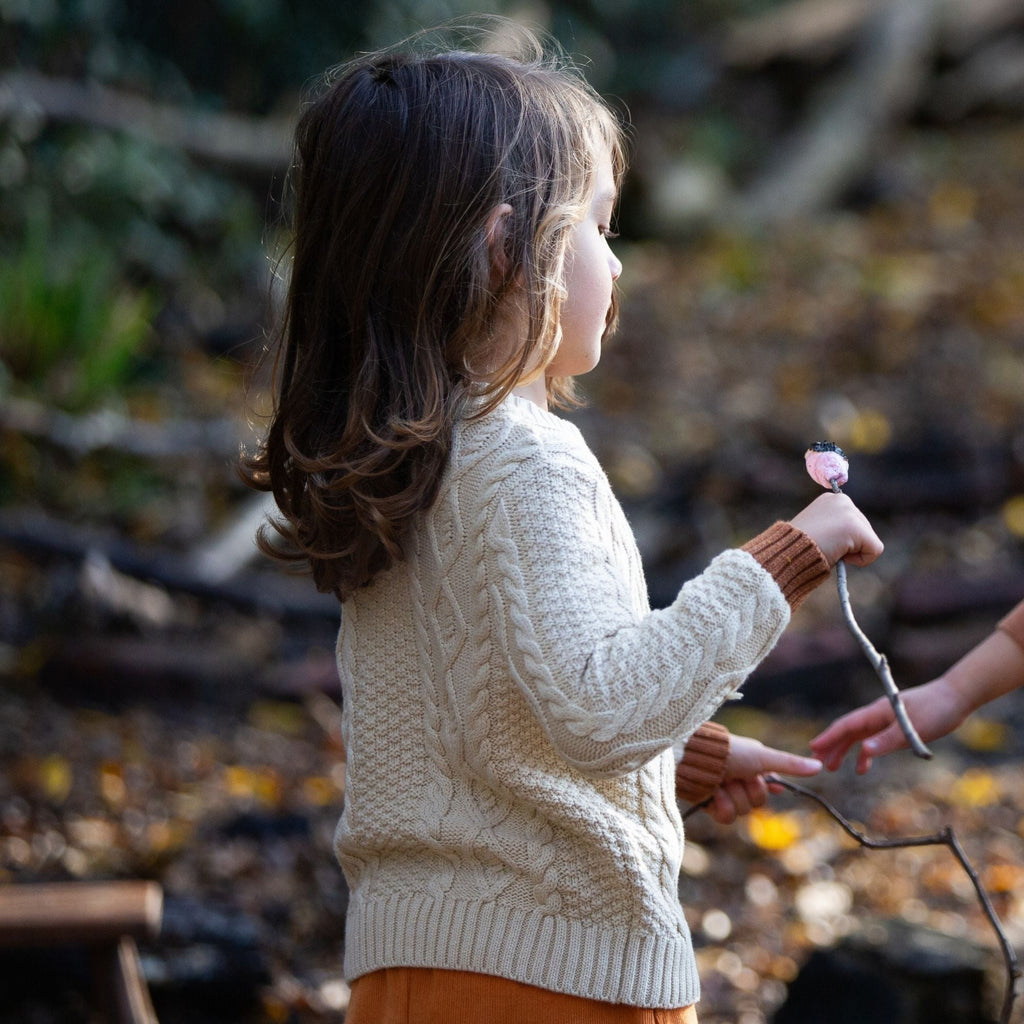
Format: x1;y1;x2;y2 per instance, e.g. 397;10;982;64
590;146;619;199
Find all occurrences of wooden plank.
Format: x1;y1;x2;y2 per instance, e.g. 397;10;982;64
0;881;162;947
112;936;161;1024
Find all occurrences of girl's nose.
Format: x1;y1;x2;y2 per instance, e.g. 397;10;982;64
610;253;622;281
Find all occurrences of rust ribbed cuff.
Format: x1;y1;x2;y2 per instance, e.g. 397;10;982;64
675;721;730;804
741;521;830;611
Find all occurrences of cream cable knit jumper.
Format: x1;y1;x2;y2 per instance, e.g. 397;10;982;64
334;393;803;1008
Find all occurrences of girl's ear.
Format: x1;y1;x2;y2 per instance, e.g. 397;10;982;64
484;203;514;287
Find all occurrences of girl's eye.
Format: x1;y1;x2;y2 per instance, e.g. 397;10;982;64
600;227;619;240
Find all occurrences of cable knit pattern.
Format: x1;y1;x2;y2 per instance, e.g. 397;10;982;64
333;393;794;1008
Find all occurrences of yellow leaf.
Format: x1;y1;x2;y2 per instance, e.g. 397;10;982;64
38;754;73;803
224;764;254;798
1002;495;1024;538
300;775;340;808
747;808;802;851
145;820;191;856
846;408;891;454
247;700;308;737
260;994;290;1024
99;761;126;807
984;863;1024;894
949;768;1000;807
223;765;283;809
956;716;1009;753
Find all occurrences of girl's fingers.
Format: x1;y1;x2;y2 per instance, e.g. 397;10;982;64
810;699;894;769
862;721;911;759
758;748;822;778
708;789;737;825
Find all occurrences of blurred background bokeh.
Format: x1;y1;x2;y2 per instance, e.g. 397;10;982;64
3;1;1024;1022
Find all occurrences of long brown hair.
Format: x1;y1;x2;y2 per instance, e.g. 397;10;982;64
242;21;626;600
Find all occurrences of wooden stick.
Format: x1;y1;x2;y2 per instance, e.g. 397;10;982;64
828;478;932;759
0;881;163;947
110;935;161;1024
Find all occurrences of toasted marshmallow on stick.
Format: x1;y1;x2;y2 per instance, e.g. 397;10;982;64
805;441;849;490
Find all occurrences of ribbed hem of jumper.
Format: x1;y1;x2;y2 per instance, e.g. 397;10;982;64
675;721;730;804
343;893;701;1009
741;521;829;611
997;602;1024;652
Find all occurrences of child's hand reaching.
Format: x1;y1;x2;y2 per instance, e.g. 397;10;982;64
810;625;1024;772
703;736;822;825
809;680;967;774
789;492;883;569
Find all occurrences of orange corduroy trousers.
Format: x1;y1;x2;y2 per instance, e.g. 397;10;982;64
346;967;699;1024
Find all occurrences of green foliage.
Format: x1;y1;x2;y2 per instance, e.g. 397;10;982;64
0;110;266;409
0;197;153;410
0;0;800;423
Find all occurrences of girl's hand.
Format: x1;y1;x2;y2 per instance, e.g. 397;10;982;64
811;627;1024;772
789;492;883;568
704;736;822;826
810;677;968;774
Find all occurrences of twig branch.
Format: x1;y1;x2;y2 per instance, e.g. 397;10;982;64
762;776;1021;1024
834;558;932;758
828;478;933;759
682;779;1021;1022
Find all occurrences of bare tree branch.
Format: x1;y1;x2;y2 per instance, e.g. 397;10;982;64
721;0;1024;68
721;0;882;67
683;778;1021;1023
733;0;940;225
764;776;1021;1024
0;71;293;171
0;508;335;621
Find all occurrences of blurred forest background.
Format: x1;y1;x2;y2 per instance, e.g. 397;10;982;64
3;0;1024;1021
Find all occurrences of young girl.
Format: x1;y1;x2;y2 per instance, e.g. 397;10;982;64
244;22;883;1023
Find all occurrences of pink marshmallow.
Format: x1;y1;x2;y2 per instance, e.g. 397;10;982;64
805;444;849;490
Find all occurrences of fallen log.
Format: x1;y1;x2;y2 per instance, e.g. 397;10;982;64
0;508;337;621
0;394;242;459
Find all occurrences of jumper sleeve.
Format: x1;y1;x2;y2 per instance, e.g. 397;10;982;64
997;600;1024;652
742;522;830;611
675;722;730;803
491;449;792;778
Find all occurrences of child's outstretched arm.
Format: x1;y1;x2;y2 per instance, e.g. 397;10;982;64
492;453;882;777
811;610;1024;773
677;726;822;825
